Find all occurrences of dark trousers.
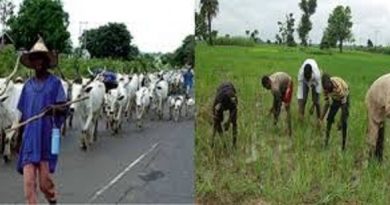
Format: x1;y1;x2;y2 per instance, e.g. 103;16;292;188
325;96;350;150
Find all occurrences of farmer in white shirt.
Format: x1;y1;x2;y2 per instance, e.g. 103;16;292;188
297;59;322;121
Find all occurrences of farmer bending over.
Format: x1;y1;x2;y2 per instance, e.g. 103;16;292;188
261;72;293;136
365;73;390;162
320;73;349;150
212;82;238;148
297;59;322;122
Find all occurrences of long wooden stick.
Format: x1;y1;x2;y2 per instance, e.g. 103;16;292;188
5;96;89;133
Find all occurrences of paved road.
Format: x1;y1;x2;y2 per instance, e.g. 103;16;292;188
0;112;194;203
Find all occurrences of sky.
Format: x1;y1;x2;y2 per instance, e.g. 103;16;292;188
196;0;390;46
7;0;195;53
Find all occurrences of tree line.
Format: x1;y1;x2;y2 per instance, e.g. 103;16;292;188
196;0;362;53
0;0;193;69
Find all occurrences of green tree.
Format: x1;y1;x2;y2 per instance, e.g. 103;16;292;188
277;21;286;44
245;30;250;37
195;11;207;40
367;39;374;48
275;34;282;44
324;5;353;52
250;29;260;42
320;27;337;49
172;35;194;67
277;13;296;46
0;0;15;48
297;0;317;46
0;0;14;30
200;0;219;45
286;13;296;46
80;22;138;60
8;0;71;53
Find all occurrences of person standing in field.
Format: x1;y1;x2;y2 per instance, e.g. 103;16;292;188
320;73;349;150
261;72;293;136
17;36;68;204
365;73;390;162
297;59;322;122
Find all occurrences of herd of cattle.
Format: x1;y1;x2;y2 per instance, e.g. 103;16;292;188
0;67;195;162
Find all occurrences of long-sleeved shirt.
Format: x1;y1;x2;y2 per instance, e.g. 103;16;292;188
324;77;349;104
297;59;322;99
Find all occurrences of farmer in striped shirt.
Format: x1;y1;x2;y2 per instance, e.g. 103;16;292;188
320;74;349;150
261;72;293;136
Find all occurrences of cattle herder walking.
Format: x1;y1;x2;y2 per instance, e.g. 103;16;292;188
261;72;293;136
365;73;390;162
17;36;68;204
320;74;349;150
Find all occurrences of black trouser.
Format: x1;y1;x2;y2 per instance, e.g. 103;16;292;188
299;84;320;119
212;108;237;148
325;96;350;150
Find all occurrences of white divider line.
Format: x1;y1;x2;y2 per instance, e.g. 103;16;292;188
88;142;160;202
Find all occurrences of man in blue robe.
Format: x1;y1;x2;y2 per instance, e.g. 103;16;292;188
17;36;68;204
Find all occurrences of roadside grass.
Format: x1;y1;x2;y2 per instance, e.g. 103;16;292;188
195;43;390;204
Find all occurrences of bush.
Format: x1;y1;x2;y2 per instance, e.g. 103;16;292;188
0;45;18;76
0;46;164;79
213;37;256;47
352;46;390;55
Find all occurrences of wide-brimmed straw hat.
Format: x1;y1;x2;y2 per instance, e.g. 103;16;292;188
20;36;58;69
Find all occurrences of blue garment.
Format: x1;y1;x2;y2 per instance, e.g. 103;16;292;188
105;72;117;83
92;69;117;84
17;74;66;175
183;71;194;89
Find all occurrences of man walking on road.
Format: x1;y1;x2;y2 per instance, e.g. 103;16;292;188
183;66;194;95
17;36;68;204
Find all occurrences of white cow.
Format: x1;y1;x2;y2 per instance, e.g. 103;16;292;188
168;95;176;120
172;95;184;122
124;74;139;120
60;79;71;135
0;77;23;162
169;71;185;95
138;73;146;89
135;87;151;128
150;79;169;120
67;77;89;128
70;76;105;151
105;76;128;134
184;96;195;118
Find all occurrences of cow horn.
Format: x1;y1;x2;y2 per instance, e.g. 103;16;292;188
57;67;71;85
87;67;93;75
0;54;21;96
